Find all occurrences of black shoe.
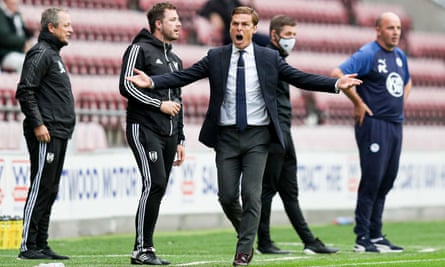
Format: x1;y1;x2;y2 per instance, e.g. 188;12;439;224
257;243;290;254
17;249;51;260
304;238;339;254
131;250;170;265
353;236;380;253
233;252;249;266
40;247;70;260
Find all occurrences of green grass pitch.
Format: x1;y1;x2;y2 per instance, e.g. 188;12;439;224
1;220;444;266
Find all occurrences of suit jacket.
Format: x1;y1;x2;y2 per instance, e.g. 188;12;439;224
151;43;339;148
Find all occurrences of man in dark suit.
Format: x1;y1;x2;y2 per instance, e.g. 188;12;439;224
126;6;361;266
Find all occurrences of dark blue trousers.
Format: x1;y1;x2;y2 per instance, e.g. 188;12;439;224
354;117;402;239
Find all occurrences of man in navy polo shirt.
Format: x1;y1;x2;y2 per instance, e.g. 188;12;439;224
331;12;411;253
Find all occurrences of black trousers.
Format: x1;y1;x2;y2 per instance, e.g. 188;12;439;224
215;126;270;255
20;136;68;252
257;129;316;247
126;123;177;251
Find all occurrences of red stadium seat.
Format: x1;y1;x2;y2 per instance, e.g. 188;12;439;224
0;121;24;150
138;0;206;16
74;122;108;152
286;51;349;76
21;5;149;43
192;16;223;46
409;58;445;87
353;2;411;31
408;31;445;60
0;73;21;122
255;0;348;24
256;22;374;54
22;0;129;9
404;87;445;126
61;41;126;75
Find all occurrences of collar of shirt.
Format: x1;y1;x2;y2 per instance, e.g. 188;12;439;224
219;43;269;126
232;43;254;56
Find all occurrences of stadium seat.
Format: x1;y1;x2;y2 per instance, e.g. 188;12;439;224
286;51;445;87
404;87;445;126
310;92;353;125
290;92;306;126
61;41;126;75
0;73;21;122
286;51;349;76
21;5;150;43
73;122;108;152
0;89;20;122
181;79;210;124
0;121;24;150
192;15;223;46
352;2;412;31
70;75;121;95
138;0;206;18
256;22;374;54
172;44;211;68
0;72;20;91
408;31;445;60
254;0;348;24
62;42;211;75
22;0;129;9
408;58;445;87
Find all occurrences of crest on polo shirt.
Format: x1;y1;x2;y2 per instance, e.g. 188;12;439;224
149;151;158;162
386;72;404;98
46;152;55;163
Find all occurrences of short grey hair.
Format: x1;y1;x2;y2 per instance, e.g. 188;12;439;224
40;7;66;31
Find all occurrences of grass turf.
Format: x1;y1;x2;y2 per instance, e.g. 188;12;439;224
1;220;444;266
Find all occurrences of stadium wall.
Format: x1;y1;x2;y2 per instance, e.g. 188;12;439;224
0;126;444;239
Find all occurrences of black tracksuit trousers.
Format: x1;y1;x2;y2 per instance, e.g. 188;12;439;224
20;136;68;252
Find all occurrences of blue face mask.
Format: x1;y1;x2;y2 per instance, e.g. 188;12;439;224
278;37;296;54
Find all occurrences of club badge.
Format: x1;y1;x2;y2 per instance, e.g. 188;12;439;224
149;151;158;162
46;152;55;163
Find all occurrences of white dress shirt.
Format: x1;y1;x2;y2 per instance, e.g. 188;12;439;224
219;44;270;126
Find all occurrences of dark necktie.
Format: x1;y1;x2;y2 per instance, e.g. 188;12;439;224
236;50;247;131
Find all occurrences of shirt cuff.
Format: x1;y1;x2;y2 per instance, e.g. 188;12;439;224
334;80;340;93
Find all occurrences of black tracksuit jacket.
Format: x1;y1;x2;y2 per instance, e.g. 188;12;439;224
119;29;185;144
16;31;75;139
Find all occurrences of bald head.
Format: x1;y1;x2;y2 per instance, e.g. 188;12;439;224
376;12;401;27
375;12;402;51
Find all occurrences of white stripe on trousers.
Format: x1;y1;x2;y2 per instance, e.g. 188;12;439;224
131;123;152;251
20;142;47;251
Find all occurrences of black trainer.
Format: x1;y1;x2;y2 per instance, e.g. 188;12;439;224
257;243;290;254
353;236;380;253
371;236;403;253
17;249;51;260
40;247;70;260
304;238;339;254
131;250;170;265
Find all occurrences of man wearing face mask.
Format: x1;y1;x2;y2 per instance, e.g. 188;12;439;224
256;15;339;255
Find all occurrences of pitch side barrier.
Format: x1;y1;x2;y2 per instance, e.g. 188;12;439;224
0;142;444;238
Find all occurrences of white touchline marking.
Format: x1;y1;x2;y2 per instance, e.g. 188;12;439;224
28;252;444;266
419;248;437;253
173;260;226;266
299;258;445;267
